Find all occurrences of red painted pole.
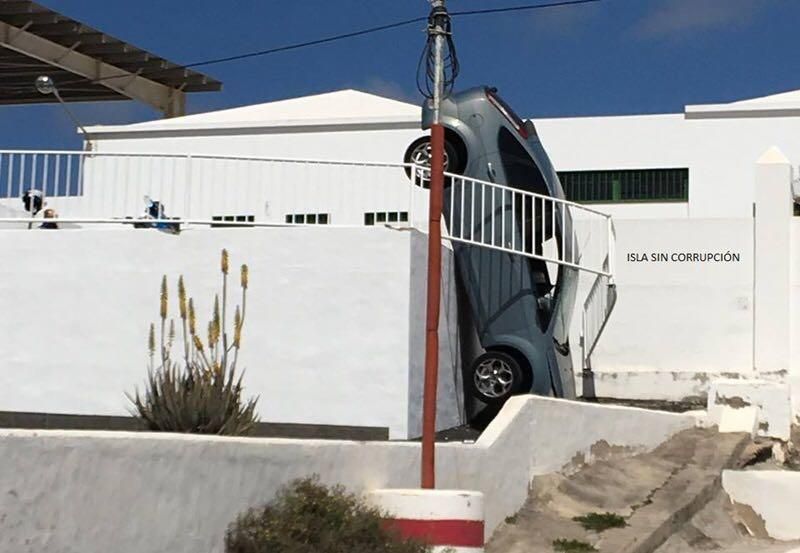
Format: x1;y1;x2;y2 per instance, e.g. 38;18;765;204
421;122;445;489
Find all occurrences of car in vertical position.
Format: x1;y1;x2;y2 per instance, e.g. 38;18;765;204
404;86;579;405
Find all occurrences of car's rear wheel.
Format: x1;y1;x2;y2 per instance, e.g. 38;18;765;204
403;136;462;187
468;351;524;406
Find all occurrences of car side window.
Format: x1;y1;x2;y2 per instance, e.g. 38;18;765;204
496;126;566;331
496;127;549;196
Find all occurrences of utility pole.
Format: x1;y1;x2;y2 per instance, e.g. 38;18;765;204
421;0;448;490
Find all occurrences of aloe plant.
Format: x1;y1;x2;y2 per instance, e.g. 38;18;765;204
128;249;259;435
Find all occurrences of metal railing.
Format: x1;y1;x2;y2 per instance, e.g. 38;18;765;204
442;172;615;277
0;149;616;276
0;150;430;227
581;271;618;370
579;214;617;369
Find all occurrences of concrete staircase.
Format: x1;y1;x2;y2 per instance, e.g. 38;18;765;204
486;428;751;553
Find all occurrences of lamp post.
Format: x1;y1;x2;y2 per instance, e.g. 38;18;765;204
35;75;92;150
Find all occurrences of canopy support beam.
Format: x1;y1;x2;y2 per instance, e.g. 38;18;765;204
0;20;185;117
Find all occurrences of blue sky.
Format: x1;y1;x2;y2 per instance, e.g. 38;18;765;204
3;0;799;150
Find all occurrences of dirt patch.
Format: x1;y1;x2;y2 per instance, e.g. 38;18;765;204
589;397;707;413
715;394;751;409
729;501;769;539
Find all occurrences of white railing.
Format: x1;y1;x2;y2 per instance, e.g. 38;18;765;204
442;172;614;277
581;272;618;369
580;215;617;369
0;150;429;227
0;150;615;277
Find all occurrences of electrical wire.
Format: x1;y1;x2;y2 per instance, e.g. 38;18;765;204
50;0;603;90
416;3;460;100
450;0;600;17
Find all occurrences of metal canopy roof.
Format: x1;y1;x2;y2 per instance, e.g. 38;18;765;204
0;0;221;116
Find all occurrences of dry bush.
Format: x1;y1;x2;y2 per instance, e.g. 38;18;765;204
225;477;433;553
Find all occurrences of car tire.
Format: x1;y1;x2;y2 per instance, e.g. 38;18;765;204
403;136;462;187
468;351;524;406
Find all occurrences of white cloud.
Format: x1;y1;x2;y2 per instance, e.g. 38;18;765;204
360;77;419;104
635;0;764;39
530;3;600;36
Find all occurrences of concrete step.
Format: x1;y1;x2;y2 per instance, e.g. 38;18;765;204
486;428;751;553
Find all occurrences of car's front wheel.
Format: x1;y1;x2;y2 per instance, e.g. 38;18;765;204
403;136;462;186
468;351;524;405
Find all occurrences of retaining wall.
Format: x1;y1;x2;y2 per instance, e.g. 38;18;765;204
0;396;696;553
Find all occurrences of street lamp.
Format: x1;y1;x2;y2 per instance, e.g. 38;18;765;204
35;75;92;150
34;75;56;95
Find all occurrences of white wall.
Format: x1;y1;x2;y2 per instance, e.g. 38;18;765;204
0;226;462;439
0;396;696;553
92;125;425;167
407;231;463;438
573;217;755;373
88;99;800;223
791;219;800;373
722;470;800;540
29;98;800;407
536;113;800;219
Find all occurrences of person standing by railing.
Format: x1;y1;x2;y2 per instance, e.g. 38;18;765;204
40;208;59;230
22;188;43;230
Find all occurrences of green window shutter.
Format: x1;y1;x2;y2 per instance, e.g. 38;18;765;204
558;168;689;204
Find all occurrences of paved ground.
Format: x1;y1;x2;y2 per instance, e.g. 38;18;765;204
486;427;798;553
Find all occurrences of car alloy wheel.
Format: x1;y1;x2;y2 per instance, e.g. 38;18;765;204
474;357;514;399
469;351;524;405
409;140;450;180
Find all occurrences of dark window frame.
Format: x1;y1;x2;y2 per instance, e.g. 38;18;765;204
558;168;689;204
284;213;331;225
364;211;409;226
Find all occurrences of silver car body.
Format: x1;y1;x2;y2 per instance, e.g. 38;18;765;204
420;86;578;399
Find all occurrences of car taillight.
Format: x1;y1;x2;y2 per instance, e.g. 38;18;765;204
486;89;529;139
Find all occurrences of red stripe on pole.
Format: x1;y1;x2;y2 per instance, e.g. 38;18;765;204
385;518;484;547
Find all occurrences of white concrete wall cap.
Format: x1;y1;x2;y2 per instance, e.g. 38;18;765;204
722;470;800;541
0;428;422;449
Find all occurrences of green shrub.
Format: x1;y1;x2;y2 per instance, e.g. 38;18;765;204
572;512;627;532
225;477;433;553
552;538;597;552
128;249;259;435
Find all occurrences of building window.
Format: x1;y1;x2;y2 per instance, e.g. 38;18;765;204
211;215;255;227
364;211;409;226
558;169;689;204
285;213;330;225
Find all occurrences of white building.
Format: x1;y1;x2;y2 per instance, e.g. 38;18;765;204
2;86;799;435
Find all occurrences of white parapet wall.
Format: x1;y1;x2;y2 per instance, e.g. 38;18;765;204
722;470;800;541
0;225;461;439
707;379;792;441
0;396;696;553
